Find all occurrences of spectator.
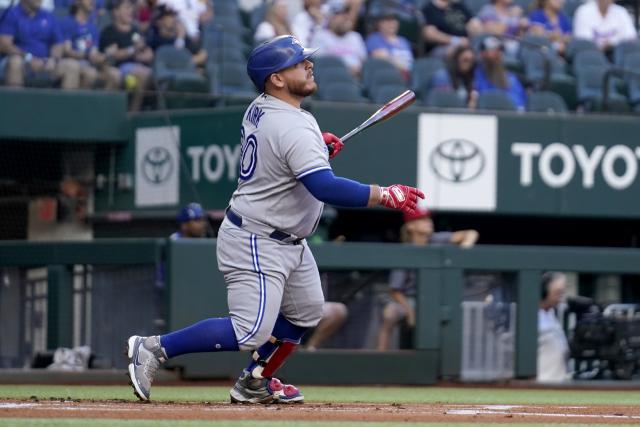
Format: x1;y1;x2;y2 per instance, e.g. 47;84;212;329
0;0;81;88
292;0;326;47
365;9;414;78
170;202;208;239
538;271;569;382
377;207;478;351
147;4;207;68
158;0;212;41
430;45;478;108
474;36;526;110
100;0;153;111
421;0;482;56
478;0;528;37
254;0;291;45
137;0;159;33
529;0;572;55
573;0;636;53
304;301;349;350
61;0;120;89
311;0;366;76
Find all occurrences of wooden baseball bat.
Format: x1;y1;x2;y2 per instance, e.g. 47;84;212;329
340;89;416;143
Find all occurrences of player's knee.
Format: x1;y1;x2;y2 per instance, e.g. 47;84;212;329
235;324;274;350
382;303;400;324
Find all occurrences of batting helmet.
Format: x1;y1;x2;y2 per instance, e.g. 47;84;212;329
247;35;318;93
177;202;205;223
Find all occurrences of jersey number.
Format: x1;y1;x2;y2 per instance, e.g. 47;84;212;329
239;126;258;181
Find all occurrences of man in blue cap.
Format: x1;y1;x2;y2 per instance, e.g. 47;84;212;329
126;35;424;405
170;202;207;240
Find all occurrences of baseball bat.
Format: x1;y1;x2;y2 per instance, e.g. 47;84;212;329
341;89;416;143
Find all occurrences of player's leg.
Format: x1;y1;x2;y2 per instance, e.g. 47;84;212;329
305;302;349;350
376;301;407;351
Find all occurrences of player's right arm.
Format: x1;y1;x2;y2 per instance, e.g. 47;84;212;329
299;169;424;215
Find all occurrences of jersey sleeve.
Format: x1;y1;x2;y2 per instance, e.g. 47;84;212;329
280;124;331;179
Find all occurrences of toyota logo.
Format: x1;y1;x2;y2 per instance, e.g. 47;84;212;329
142;147;173;184
430;139;485;183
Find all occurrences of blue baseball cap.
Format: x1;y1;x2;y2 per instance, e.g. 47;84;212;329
177;203;205;223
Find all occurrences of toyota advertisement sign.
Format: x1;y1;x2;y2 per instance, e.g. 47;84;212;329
418;114;497;211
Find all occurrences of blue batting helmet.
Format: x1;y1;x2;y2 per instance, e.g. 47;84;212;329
247;35;318;93
177;202;205;223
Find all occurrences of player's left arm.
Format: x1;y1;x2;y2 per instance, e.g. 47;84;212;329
449;230;479;248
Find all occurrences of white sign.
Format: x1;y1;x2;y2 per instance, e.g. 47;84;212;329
512;142;640;190
417;114;497;211
135;126;180;207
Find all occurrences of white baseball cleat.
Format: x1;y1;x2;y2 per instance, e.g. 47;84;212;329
125;335;167;401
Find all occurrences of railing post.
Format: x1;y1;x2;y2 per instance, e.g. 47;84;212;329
47;265;74;350
515;269;541;378
439;268;464;379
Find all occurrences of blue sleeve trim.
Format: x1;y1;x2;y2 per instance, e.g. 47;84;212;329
300;169;370;207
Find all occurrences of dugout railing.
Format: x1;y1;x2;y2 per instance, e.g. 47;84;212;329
2;239;640;383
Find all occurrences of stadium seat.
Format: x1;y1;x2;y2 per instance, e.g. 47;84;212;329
369;68;406;88
576;65;629;112
154;46;209;109
464;0;486;15
316;81;368;103
477;90;518;111
411;57;445;94
572;50;610;76
521;49;568;86
207;47;247;64
369;84;408;104
362;58;399;91
613;40;640;68
219;62;258;96
562;0;583;19
312;55;347;71
315;67;356;87
203;34;251;57
627;76;640;107
548;74;578;110
565;38;599;63
527;91;568;113
423;89;466;109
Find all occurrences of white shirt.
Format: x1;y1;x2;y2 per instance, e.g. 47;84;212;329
311;29;367;72
537;308;569;383
254;21;277;44
292;10;325;47
573;0;637;48
159;0;207;38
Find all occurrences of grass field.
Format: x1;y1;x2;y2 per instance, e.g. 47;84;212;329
2;385;640;426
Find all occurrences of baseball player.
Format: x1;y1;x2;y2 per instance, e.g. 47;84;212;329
126;35;424;404
170;202;207;239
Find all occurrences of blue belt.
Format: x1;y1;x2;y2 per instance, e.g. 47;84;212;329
225;208;303;245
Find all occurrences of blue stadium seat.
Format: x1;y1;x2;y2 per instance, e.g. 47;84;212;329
565;38;599;63
316;81;368;103
411;56;445;94
572;50;610;76
613;40;640;68
369;84;408;104
423;89;466;109
477;90;518;111
527;91;568;113
361;57;399;91
576;65;629;112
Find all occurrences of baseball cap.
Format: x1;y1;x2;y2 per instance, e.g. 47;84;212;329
156;4;178;18
403;206;431;223
480;36;503;52
177;202;205;223
326;0;349;14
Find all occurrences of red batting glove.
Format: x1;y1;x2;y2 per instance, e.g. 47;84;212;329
379;185;425;215
322;132;344;159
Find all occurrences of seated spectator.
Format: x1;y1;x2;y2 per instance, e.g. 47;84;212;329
147;4;207;68
254;0;291;45
474;36;526;109
292;0;327;47
365;9;414;79
304;301;349;351
573;0;636;53
0;0;81;88
158;0;212;42
137;0;159;34
529;0;572;55
311;0;366;76
421;0;482;57
431;45;478;108
538;271;569;382
478;0;528;37
61;0;120;89
377;207;478;351
170;202;208;239
100;0;153;111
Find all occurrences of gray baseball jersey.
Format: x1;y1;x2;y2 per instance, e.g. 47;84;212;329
230;94;331;238
217;93;329;350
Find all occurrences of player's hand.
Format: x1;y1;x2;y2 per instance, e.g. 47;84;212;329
378;185;425;214
322;132;344;159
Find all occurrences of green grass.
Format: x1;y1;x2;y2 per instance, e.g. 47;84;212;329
0;385;640;406
1;422;640;427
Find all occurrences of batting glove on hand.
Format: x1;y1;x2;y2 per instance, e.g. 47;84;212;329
379;185;425;214
322;132;344;159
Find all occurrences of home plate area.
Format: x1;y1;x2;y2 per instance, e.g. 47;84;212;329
2;400;640;423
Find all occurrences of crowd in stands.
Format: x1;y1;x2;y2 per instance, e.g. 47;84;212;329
0;0;639;112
